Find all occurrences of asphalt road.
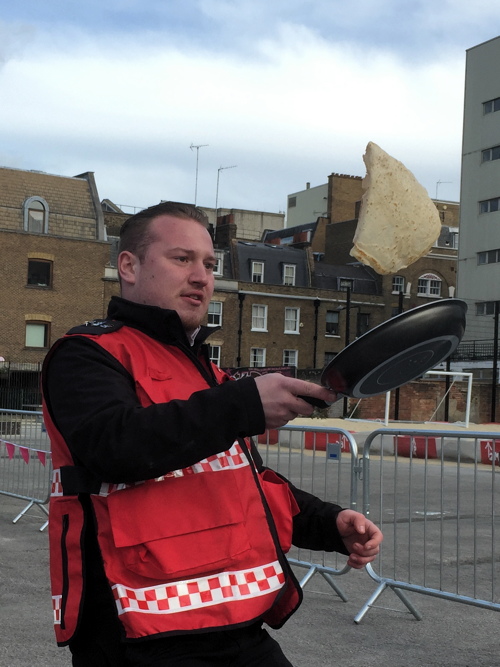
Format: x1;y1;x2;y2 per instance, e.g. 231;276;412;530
1;490;499;667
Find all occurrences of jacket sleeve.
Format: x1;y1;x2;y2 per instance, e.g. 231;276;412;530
43;336;266;484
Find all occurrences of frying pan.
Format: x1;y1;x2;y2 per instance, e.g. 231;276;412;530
301;298;467;407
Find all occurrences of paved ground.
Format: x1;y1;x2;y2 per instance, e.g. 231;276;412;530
1;489;499;667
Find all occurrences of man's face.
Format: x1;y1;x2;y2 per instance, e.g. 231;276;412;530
119;215;216;334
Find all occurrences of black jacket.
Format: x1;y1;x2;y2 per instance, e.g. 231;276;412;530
43;296;347;554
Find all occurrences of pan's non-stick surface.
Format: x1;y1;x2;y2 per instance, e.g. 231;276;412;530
320;298;467;399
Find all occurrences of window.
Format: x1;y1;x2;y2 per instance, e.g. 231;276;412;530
251;304;268;331
23;197;49;233
283;264;296;286
356;313;370;337
482;145;500;162
476;301;497;316
325;310;340;336
478;249;500;265
208;345;221;365
27;260;52;287
479;197;500;214
338;278;354;292
25;322;49;348
324;352;336;366
283;349;298;367
417;273;442;297
214;250;224;276
288;196;297;208
250;347;266;367
284;307;300;334
392;275;405;293
483;97;500;114
207;301;223;327
251;261;264;283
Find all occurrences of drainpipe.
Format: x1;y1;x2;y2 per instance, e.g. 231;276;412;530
313;299;321;368
237;293;245;367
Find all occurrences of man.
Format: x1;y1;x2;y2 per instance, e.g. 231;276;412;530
42;201;382;666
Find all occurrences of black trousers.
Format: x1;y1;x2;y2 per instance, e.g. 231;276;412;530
124;624;294;667
70;621;293;667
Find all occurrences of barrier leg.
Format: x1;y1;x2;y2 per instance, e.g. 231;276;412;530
320;571;348;602
354;581;422;624
12;500;49;531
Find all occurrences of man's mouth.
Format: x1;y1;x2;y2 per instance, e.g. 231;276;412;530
182;293;203;304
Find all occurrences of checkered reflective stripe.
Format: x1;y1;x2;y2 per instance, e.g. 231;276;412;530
51;443;248;498
157;441;249;479
51;469;63;497
112;560;285;616
52;595;63;625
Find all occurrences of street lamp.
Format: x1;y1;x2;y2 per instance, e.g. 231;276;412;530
190;143;208;206
215;165;237;218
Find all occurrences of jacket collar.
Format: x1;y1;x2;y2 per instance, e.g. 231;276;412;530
107;296;214;348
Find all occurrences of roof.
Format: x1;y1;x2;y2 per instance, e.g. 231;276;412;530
313;262;381;295
235;241;310;286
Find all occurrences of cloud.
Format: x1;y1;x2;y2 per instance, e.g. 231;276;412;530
0;2;491;212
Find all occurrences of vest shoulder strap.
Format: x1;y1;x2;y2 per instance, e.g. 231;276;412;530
67;319;124;335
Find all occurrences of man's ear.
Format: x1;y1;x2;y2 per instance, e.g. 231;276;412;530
118;251;139;286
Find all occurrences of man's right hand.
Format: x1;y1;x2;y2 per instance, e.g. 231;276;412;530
253;373;337;429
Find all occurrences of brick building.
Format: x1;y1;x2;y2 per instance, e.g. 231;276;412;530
0;167;119;367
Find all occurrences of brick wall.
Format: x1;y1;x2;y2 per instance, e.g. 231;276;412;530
350;380;497;424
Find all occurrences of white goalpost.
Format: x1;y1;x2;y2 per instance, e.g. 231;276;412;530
383;371;473;428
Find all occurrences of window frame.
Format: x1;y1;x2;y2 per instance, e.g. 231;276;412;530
250;347;266;368
23;196;49;234
27;259;53;288
251;261;264;283
392;275;405;294
213;250;224;276
417;273;442;298
208;344;221;366
284;307;300;334
479;197;500;214
251;304;268;332
282;264;296;286
25;321;50;349
283;349;298;367
325;310;340;337
207;301;223;327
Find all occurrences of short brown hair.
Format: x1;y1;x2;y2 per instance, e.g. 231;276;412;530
118;201;210;260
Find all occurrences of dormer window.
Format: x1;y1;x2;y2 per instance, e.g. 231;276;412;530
251;261;264;283
283;264;296;286
24;197;49;234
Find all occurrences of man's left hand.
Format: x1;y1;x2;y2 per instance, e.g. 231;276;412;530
336;510;383;569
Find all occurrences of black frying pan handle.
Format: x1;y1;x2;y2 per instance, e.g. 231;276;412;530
297;395;330;409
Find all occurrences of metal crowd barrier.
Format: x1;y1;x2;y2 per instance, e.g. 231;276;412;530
257;424;359;601
355;428;500;623
0;409;52;531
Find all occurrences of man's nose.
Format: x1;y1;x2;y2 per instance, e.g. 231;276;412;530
189;261;209;284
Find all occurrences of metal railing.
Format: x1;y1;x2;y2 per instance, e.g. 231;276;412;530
0;409;52;530
355;428;500;622
257;424;359;600
2;408;499;625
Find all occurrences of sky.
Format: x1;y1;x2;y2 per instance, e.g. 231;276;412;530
0;1;499;217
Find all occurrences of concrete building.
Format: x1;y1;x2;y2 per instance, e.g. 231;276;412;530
286;182;328;227
457;36;500;352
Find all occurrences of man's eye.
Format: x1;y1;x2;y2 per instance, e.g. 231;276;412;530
205;263;216;271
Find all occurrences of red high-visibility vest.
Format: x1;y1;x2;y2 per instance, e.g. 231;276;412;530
44;325;302;645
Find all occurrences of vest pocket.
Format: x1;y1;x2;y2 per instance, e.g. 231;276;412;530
259;469;300;553
107;471;251;581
